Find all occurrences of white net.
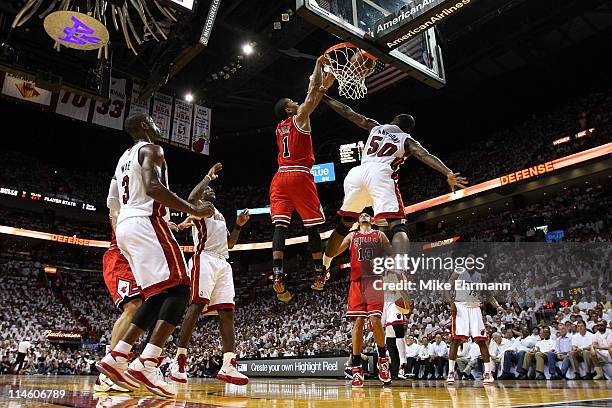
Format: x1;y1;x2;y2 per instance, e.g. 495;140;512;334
325;43;377;100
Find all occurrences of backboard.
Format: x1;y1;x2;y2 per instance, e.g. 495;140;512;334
297;0;447;89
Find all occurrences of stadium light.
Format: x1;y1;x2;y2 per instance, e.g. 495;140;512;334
185;93;194;102
242;43;254;55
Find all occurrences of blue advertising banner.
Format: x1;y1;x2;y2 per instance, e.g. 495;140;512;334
311;162;336;183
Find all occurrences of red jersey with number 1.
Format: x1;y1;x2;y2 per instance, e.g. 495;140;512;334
349;229;385;281
275;115;315;168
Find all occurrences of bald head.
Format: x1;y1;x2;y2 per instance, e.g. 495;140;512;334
124;113;161;142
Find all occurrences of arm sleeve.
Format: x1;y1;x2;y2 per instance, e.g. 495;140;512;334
107;177;120;212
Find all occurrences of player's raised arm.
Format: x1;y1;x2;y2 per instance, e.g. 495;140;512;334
228;209;250;249
188;163;222;204
140;144;213;217
321;94;379;131
295;56;332;129
405;137;468;192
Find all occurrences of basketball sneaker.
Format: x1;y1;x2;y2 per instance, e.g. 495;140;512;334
96;351;140;390
94;373;130;392
446;371;456;384
273;268;292;302
351;367;364;388
377;356;391;384
216;352;249;385
311;268;330;291
483;372;495;385
125;357;176;398
168;354;188;384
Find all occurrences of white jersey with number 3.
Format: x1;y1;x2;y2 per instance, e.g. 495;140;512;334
113;141;169;223
361;124;409;170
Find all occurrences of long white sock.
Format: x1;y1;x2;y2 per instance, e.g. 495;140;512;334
322;254;333;269
484;361;491;374
142;343;163;359
396;338;407;366
113;340;132;354
176;347;187;358
449;359;456;372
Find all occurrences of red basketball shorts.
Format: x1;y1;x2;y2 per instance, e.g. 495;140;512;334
346;279;384;319
269;168;325;227
102;248;141;308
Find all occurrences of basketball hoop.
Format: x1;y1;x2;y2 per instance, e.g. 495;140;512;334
324;42;378;100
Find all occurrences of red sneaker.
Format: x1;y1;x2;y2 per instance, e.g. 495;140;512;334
351;367;364;388
377;357;391;384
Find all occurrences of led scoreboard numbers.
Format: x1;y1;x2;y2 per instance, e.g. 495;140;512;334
339;141;365;164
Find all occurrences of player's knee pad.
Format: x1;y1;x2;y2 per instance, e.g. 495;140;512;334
393;324;405;338
306;226;322;253
158;285;190;326
272;224;288;253
336;216;356;236
131;292;167;331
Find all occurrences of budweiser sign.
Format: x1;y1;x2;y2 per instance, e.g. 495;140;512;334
42;330;82;341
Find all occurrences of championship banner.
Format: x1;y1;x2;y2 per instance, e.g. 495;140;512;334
91;77;127;130
152;92;173;140
171;100;193;146
129;82;151;116
192;104;211;155
55;90;92;122
1;73;52;106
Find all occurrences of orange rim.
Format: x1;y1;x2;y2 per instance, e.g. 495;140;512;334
324;42;378;62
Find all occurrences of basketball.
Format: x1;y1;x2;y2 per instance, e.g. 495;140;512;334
349;50;376;77
395;298;413;314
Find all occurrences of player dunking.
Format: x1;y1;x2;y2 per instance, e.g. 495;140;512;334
327;213;393;387
168;163;250;386
270;56;335;301
97;113;213;398
320;95;467;272
447;263;503;385
95;180;144;393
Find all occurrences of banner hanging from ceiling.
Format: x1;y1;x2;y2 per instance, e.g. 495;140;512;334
0;70;211;155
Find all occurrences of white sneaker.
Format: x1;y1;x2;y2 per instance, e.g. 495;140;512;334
126;357;176;398
483;372;495;385
94;373;112;392
216;353;249;385
96;351;140;390
446;371;456;384
168;354;188;384
94;373;130;392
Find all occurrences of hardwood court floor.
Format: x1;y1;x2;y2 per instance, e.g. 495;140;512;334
0;375;610;407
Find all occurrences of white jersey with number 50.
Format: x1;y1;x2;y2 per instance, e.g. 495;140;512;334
362;124;409;171
113;141;170;223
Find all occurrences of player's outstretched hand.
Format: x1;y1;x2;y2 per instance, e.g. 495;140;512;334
167;221;179;232
447;172;468;192
207;162;222;181
191;201;215;218
320;71;336;92
237;209;250;226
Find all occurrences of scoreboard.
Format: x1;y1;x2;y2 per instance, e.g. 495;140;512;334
339;141;365;164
